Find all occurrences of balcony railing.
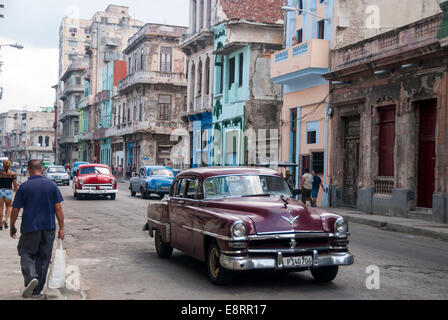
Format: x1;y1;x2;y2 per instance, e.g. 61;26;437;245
331;14;442;73
374;177;394;195
271;39;330;81
118;71;187;92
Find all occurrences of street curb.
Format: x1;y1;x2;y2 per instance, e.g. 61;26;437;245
342;215;448;242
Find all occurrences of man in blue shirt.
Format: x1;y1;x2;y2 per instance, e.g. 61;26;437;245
10;160;65;299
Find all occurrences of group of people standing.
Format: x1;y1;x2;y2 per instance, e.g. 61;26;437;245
286;168;327;207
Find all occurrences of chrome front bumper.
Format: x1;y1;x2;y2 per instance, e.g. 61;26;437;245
220;251;354;271
77;189;118;194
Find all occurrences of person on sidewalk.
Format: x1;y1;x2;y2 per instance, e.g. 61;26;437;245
0;160;19;230
311;170;327;208
301;168;314;206
9;160;65;299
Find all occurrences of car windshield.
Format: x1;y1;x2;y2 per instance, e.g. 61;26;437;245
204;175;292;199
150;169;174;177
80;166;111;175
48;167;66;173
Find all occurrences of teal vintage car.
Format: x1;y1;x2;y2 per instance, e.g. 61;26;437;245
129;166;175;199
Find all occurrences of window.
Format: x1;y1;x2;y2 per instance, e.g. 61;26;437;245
160;47;173;72
228;57;236;88
69;27;77;33
311;152;324;174
298;0;303;14
158;95;171;121
238;53;244;87
318;20;325;39
128;58;132;74
296;29;303;43
205;56;210;95
140;48;145;70
45;136;50;147
186;179;201;200
306;121;319;144
75;77;81;85
69;41;77;48
378;106;396;176
139;102;143;121
196;130;202;151
175;179;187;197
38;136;43;146
101;17;108;24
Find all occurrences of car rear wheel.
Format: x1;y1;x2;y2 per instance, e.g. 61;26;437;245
130;187;136;197
155;229;173;258
206;242;233;285
310;266;339;283
140;189;146;199
158;193;165;199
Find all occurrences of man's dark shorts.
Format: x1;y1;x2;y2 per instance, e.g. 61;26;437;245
302;189;312;201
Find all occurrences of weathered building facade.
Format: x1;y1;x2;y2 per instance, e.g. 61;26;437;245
180;0;216;167
105;23;188;173
59;59;88;165
210;0;284;167
74;5;144;164
271;0;443;207
324;8;448;223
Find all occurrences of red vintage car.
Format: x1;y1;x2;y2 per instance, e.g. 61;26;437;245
144;167;354;285
73;164;118;200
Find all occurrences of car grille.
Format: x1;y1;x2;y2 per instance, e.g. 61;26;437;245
82;184;114;190
249;237;330;250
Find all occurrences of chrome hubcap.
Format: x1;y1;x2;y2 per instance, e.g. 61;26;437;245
209;247;220;278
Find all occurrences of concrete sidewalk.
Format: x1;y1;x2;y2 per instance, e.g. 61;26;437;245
0;221;79;300
330;207;448;242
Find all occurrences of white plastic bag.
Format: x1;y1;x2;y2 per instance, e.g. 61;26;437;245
48;240;66;289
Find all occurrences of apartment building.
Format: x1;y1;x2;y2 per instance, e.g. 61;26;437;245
59;58;88;165
0;109;55;164
271;0;442;207
75;5;144;164
105;23;188;172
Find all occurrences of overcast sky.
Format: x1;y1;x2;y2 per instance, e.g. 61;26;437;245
0;0;189;113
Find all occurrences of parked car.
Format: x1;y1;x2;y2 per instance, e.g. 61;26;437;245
70;161;90;180
73;164;117;200
144;167;354;285
44;165;70;186
130;166;175;199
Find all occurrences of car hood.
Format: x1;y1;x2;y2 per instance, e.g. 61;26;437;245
79;174;113;184
206;197;324;234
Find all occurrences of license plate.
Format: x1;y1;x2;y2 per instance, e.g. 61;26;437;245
283;256;313;267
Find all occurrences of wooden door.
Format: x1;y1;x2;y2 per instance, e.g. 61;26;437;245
342;117;360;206
417;100;437;208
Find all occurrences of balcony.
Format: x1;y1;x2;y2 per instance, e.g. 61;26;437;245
271;39;330;86
78;95;95;110
30;127;53;133
95;90;111;104
327;14;442;78
60;83;85;100
118;71;187;92
59;109;79;122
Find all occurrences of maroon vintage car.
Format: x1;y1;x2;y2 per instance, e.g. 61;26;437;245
144;167;354;285
73;164;118;200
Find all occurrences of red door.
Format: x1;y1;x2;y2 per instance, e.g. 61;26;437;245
417;100;437;208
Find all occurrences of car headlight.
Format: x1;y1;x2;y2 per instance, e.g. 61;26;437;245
111;178;116;184
79;179;85;186
231;222;247;238
334;218;348;236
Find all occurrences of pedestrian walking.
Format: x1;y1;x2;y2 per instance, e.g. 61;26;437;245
0;160;19;230
301;168;314;206
9;160;65;299
311;170;327;207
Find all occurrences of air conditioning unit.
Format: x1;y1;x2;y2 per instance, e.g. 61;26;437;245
338;9;350;28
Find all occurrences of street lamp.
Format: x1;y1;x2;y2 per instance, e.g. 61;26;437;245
281;6;331;22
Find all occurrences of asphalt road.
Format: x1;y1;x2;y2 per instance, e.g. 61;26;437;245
58;183;448;300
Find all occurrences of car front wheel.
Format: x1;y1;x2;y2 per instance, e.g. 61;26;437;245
206;242;233;285
310;266;339;283
155;229;173;258
110;194;116;200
